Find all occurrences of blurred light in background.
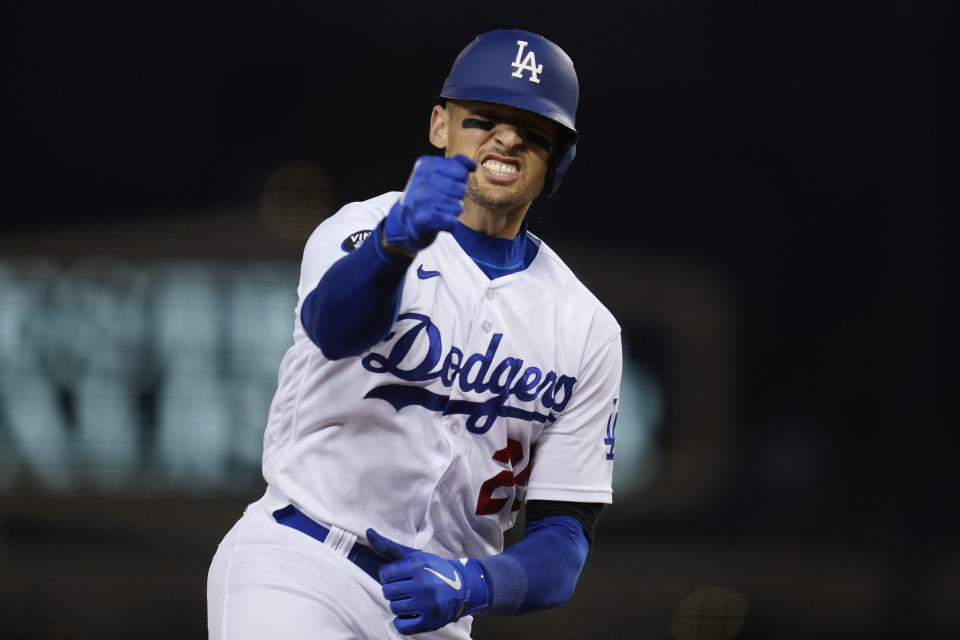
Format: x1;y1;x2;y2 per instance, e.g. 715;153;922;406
615;344;665;496
0;259;297;492
260;162;335;243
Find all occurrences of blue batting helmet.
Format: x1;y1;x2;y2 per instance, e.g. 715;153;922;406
439;29;579;197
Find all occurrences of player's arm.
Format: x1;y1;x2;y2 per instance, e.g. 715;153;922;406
301;154;476;359
300;223;410;360
366;500;601;635
478;499;602;614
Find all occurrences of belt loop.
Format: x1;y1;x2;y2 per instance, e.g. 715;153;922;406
271;504;383;583
324;525;358;558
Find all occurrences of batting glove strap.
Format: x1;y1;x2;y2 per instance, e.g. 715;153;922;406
457;558;492;618
382;154;475;255
474;552;529;615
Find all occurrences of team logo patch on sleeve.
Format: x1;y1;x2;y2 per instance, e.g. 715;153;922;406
604;398;618;460
341;230;373;252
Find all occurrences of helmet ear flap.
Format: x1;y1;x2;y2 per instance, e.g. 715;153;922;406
544;140;576;198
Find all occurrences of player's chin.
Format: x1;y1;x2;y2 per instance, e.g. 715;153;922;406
467;190;520;212
468;181;538;211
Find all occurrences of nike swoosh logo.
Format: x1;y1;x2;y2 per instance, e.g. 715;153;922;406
424;566;462;591
417;265;441;279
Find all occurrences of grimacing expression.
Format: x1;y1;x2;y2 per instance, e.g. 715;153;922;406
437;100;560;212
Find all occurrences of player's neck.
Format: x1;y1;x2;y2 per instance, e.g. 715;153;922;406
458;201;529;239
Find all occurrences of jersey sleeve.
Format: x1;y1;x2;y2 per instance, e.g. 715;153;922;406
296;194;399;305
525;331;622;504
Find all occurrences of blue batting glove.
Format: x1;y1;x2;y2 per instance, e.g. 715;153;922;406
382;154;476;255
366;528;490;635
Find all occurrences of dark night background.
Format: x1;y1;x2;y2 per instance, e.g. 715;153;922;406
0;1;954;638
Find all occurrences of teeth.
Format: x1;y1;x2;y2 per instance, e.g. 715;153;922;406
482;160;518;175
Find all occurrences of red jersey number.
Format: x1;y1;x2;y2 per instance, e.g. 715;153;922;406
475;439;532;516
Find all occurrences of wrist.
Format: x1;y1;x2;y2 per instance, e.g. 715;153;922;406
474;553;527;615
372;220;415;266
380;224;416;259
382;200;421;257
459;558;491;617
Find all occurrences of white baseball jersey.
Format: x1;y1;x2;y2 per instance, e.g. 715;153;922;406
262;191;621;559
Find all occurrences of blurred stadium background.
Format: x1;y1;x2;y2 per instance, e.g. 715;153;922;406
1;2;953;638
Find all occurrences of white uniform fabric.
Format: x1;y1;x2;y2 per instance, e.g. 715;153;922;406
207;485;472;640
208;191;621;638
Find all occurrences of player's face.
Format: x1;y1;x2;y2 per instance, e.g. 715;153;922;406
429;100;559;213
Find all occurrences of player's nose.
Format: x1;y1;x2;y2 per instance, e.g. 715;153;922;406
491;123;525;150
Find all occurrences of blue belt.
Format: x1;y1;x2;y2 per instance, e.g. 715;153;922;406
272;505;386;584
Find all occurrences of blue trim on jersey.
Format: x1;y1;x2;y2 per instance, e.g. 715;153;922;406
475;515;589;615
451;221;538;280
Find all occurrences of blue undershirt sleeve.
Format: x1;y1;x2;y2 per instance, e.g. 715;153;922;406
300;221;412;360
475;515;590;615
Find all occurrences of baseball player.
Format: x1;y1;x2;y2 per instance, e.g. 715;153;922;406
207;29;622;639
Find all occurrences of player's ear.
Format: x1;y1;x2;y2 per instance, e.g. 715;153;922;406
429;104;448;150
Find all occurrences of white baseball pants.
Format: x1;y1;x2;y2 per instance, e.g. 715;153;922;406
207;487;474;640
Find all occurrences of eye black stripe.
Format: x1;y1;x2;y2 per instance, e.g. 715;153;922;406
462;117;554;152
527;133;553;152
462;118;495;131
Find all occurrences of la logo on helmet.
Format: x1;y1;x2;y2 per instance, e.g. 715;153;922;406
511;40;543;84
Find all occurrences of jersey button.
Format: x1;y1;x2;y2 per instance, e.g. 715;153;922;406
481;320;492;332
486;289;495;300
449;423;460;434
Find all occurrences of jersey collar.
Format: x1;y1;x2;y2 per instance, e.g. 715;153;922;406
451;221;528;271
